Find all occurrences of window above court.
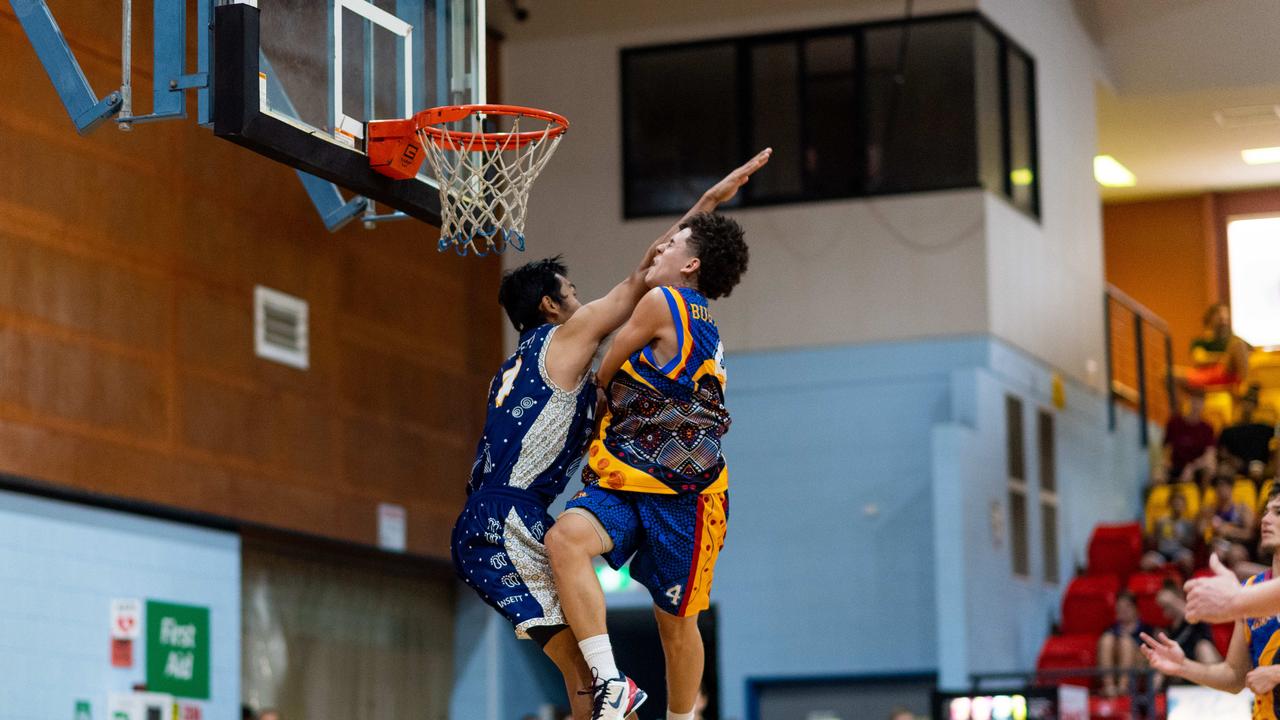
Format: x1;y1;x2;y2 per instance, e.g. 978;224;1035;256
620;13;1039;220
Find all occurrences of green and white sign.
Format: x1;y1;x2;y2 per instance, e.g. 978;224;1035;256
145;600;210;699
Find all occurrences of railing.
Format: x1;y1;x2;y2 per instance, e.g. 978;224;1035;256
1105;285;1176;446
970;667;1161;719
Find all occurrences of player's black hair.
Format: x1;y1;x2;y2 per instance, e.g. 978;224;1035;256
682;212;748;300
498;256;568;333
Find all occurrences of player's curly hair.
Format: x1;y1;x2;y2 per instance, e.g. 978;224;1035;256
498;255;568;333
683;212;748;300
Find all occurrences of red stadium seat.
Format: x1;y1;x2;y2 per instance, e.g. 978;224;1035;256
1212;623;1234;656
1036;633;1099;688
1127;572;1174;627
1087;523;1144;579
1089;695;1130;719
1061;575;1121;635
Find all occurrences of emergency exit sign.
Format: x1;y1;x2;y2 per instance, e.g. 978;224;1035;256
145;601;210;699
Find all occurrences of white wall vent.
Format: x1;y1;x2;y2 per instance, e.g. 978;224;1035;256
254;286;309;370
1213;104;1280;129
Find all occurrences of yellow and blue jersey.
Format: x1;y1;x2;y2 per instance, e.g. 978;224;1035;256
584;286;730;495
1245;571;1280;720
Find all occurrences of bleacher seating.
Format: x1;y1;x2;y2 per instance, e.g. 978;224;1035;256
1144;483;1200;534
1127;572;1175;628
1036;633;1098;688
1087;523;1143;579
1061;575;1121;636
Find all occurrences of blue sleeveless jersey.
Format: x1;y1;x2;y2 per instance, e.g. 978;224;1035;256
583;286;730;495
468;324;596;505
1245;571;1280;719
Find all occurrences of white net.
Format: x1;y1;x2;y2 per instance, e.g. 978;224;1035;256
418;112;564;256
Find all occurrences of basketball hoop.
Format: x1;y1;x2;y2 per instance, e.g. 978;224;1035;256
367;104;568;256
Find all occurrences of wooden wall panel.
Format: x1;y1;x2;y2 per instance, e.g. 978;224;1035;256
0;6;503;558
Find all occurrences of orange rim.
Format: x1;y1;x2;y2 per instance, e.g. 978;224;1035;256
416;104;568;152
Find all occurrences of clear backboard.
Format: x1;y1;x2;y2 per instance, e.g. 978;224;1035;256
212;0;484;225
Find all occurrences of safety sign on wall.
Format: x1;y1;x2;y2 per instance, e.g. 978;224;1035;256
145;601;210;699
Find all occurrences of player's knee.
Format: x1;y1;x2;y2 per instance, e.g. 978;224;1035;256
545;520;588;562
655;611;701;646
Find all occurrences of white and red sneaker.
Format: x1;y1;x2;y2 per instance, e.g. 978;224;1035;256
583;671;647;720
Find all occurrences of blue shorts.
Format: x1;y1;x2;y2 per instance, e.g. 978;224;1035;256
565;483;728;617
450;487;564;639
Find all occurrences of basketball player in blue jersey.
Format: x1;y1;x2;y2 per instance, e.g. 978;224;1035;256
546;210;749;720
1141;484;1280;718
451;149;771;720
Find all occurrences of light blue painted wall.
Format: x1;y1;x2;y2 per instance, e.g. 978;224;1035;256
0;489;241;720
451;335;1150;720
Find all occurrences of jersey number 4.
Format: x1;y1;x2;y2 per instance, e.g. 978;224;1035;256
495;358;522;407
665;584;683;606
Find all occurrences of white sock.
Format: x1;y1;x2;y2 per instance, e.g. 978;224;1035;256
666;711;695;720
578;634;620;680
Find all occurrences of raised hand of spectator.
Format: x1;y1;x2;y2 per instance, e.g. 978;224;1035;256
1140;632;1187;676
1185;554;1241;623
1246;666;1280;696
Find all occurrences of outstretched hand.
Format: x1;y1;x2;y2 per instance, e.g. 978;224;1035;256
1184;553;1241;623
1139;632;1187;676
703;148;772;205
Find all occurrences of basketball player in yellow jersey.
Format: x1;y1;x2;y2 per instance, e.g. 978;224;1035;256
1141;485;1280;718
547;211;749;720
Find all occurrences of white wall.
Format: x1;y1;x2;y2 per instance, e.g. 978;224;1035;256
978;0;1109;389
499;0;989;354
500;0;1109;386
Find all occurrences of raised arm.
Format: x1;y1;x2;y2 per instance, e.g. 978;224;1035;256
1140;623;1251;694
544;149;770;388
596;288;672;387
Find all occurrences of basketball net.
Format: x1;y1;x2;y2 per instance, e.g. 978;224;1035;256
419;110;565;256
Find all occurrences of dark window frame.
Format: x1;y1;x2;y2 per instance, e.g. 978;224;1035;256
619;11;1039;221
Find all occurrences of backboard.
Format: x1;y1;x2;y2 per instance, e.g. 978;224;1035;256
212;0;484;225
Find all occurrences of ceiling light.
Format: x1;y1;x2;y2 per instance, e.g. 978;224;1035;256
1242;147;1280;165
1094;155;1135;187
1010;168;1034;186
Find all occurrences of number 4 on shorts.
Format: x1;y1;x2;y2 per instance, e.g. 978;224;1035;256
665;584;683;606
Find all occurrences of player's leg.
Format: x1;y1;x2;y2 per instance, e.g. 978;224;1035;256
629;491;728;720
653;608;704;718
546;511;612;638
531;626;594;720
548;485;647;719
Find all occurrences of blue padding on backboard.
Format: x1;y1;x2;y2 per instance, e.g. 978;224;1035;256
9;0;121;133
152;0;187;119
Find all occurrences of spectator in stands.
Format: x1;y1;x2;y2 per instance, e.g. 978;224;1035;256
1098;591;1155;697
1142;492;1197;575
1162;390;1216;484
1183;303;1250;393
1203;473;1256;574
1155;581;1220;670
1219;387;1274;477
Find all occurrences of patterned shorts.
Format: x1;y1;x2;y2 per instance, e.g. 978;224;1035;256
451;487;564;639
565;482;728;617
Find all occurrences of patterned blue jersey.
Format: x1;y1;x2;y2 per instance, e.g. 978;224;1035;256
468;324;596;506
583;286;730;495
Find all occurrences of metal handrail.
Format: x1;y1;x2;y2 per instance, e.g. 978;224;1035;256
970;667;1161;719
1105;286;1176;446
